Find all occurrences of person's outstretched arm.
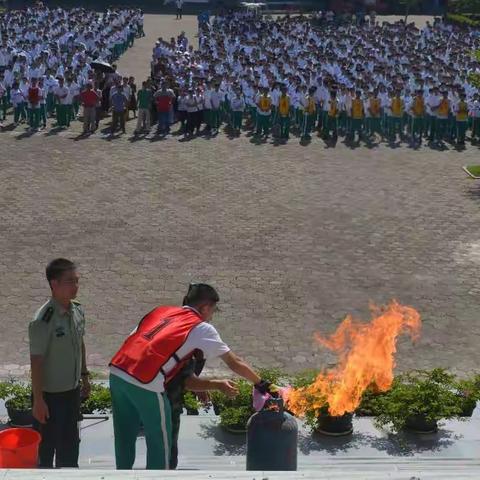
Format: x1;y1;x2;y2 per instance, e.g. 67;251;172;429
220;351;261;385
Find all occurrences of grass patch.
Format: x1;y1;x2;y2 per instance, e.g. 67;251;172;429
463;165;480;178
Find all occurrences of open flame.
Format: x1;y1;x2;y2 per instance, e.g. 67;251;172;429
285;300;421;417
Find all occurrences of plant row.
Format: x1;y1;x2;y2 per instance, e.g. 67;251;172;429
0;368;478;435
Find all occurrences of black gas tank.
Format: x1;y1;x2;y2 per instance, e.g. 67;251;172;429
246;402;298;471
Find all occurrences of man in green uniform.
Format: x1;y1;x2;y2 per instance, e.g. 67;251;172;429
29;258;91;468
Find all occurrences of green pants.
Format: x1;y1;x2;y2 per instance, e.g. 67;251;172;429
46;92;55;115
40;104;47;126
110;374;172;470
473;118;480;139
14;104;26;123
323;115;338;136
350;118;363;137
456;121;468;144
73;99;80;117
302;113;316;137
29;107;40;129
436;118;448;141
279;115;290;138
56;104;69;127
388;116;402;138
411;117;424;138
256;113;270;135
232;111;243;130
0;95;7;120
367;117;382;136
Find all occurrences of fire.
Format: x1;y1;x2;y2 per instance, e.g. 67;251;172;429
285;300;421;417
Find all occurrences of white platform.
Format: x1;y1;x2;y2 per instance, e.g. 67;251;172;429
1;403;480;478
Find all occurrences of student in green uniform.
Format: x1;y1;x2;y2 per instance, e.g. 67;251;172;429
29;258;91;468
109;284;276;470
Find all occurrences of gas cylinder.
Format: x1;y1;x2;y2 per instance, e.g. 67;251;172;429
246;398;298;471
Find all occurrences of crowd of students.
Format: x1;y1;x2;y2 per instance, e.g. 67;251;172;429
146;11;480;146
0;4;144;132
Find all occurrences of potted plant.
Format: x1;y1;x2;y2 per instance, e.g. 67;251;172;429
183;391;201;415
0;380;33;426
454;374;480;417
355;385;386;417
289;370;353;436
80;383;111;415
374;369;462;434
217;379;254;433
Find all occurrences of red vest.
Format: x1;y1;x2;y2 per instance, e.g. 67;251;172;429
109;306;203;384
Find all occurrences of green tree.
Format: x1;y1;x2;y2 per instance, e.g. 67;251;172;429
467;50;480;89
449;0;480;14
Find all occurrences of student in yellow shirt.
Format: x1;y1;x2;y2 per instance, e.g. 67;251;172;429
302;86;317;140
277;85;291;140
434;91;450;143
455;92;469;145
350;90;364;141
410;89;425;143
323;90;339;139
388;89;404;141
256;87;272;137
367;89;382;139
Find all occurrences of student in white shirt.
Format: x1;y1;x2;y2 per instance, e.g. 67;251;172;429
10;82;26;125
54;77;70;127
230;86;245;134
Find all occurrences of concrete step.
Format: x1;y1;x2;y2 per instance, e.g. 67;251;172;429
2;464;480;480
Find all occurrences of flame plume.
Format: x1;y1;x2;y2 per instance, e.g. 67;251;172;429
285;300;421;417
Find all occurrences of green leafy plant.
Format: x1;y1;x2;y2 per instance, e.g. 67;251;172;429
218;406;252;431
289;369;319;389
183;391;201;413
448;0;480;14
454;374;480;416
374;369;463;433
80;383;111;415
0;380;32;411
257;367;284;384
211;379;254;431
446;13;480;26
355;385;387;416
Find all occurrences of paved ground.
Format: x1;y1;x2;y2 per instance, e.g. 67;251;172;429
1;15;480;380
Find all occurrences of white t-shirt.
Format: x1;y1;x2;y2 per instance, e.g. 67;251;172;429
110;317;230;392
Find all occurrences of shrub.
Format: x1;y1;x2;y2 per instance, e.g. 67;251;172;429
183;391;201;412
0;380;32;411
80;383;111;414
355;385;387;416
454;374;480;416
374;369;463;433
446;13;480;27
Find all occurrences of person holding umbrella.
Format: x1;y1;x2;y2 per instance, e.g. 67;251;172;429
109;283;274;470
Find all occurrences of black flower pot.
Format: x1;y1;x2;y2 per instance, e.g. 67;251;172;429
404;414;438;433
315;412;353;436
459;396;477;417
186;408;199;416
6;402;34;427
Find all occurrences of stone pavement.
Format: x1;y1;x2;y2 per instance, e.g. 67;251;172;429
0;15;480;379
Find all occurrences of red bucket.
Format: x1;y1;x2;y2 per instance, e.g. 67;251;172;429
0;428;41;468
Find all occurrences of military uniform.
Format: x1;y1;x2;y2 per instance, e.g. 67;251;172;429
28;297;85;468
